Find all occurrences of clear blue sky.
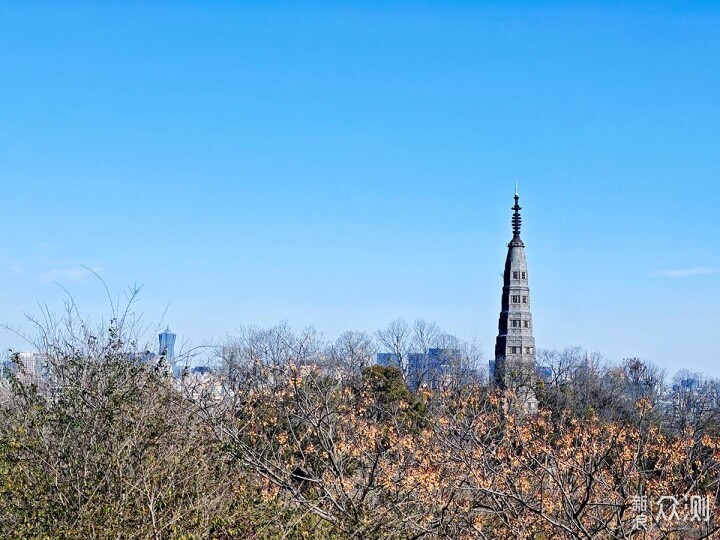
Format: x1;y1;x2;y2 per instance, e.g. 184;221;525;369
1;2;718;376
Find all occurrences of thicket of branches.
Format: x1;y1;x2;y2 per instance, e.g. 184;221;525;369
1;306;719;539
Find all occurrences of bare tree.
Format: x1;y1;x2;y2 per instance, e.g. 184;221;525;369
0;292;245;539
328;330;377;374
375;318;411;374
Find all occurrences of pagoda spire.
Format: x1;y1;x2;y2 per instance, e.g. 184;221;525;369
511;186;522;239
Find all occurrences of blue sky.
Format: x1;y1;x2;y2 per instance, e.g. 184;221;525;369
1;2;719;375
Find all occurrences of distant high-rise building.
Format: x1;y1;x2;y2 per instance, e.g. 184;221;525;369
376;353;400;368
7;352;48;385
407;352;426;389
494;187;538;410
536;365;553;383
408;348;461;390
158;327;176;364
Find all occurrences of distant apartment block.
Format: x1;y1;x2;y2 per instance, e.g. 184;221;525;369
376;348;467;391
4;352;49;385
408;348;463;391
376;352;400;368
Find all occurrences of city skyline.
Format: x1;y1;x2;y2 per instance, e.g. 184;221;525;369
1;3;719;376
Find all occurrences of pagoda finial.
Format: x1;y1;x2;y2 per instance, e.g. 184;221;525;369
515;180;518;197
511;188;522;238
